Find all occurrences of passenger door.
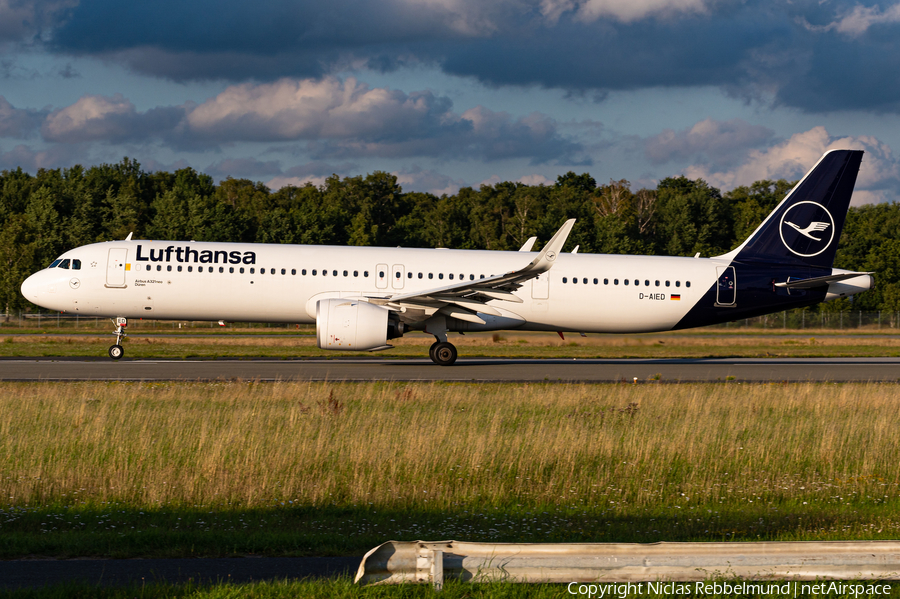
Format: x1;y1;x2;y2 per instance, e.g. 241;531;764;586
106;248;128;288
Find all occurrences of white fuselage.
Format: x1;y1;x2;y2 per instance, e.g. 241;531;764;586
21;240;723;334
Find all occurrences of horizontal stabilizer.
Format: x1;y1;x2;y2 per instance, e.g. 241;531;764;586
775;272;874;289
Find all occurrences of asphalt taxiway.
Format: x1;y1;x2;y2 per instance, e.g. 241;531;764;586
2;356;900;382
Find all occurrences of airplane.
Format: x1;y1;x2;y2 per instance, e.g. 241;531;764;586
20;149;873;366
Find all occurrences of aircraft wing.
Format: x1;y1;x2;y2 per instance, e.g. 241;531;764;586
369;219;575;324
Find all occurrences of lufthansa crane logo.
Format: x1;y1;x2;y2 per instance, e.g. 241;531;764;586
779;201;835;257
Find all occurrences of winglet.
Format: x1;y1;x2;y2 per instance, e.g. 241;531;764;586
523;219;575;273
518;237;537;251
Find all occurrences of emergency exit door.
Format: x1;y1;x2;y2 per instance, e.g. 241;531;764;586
716;266;736;306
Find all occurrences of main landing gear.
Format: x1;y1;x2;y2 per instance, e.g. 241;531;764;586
109;317;127;360
428;341;457;366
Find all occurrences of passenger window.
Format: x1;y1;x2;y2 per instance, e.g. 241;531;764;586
240;267;245;274
655;280;660;286
344;270;348;276
271;269;276;275
480;274;485;279
593;278;598;284
418;273;423;279
634;280;639;286
73;259;81;270
563;277;568;283
168;265;172;272
49;259;62;268
333;270;337;276
439;273;444;280
686;281;691;288
379;271;385;278
603;278;608;285
396;272;401;279
259;268;264;275
614;279;618;285
429;273;433;279
407;272;412;279
312;269;317;275
177;266;183;272
676;281;681;287
282;269;286;275
250;268;255;274
229;267;234;273
573;277;577;284
146;265;151;271
449;274;454;280
157;265;162;271
323;269;328;276
624;279;629;285
353;270;358;277
583;278;588;284
665;281;670;287
644;280;649;286
301;269;306;275
220;267;225;273
364;271;369;277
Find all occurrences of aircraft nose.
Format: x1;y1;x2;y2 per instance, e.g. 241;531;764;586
20;272;41;304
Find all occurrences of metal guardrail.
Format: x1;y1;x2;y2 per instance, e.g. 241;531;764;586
355;540;900;589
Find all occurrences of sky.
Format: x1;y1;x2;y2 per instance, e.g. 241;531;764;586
2;0;900;205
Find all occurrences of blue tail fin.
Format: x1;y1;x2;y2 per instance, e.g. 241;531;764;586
723;149;863;269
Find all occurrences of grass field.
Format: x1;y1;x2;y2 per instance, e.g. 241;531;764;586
2;381;900;562
3;579;898;599
6;328;900;359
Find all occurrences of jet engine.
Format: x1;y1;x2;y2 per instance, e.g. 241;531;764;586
316;298;403;351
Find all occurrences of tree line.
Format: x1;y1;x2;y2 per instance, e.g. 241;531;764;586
1;158;897;314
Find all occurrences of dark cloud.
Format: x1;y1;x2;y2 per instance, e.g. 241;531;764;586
0;143;83;171
34;80;585;164
643;118;775;167
0;96;47;138
37;0;900;114
204;157;282;179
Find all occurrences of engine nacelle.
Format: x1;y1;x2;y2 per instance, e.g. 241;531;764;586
316;298;397;350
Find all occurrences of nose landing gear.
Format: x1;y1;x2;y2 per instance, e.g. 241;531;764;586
109;317;127;360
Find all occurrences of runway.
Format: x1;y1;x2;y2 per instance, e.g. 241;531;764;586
2;356;900;382
0;556;360;589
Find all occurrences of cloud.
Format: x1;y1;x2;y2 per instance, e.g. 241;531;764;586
38;78;583;163
803;2;900;37
393;166;468;195
0;143;82;171
644;118;775;167
27;0;900;114
0;0;76;44
540;0;708;23
204;158;282;179
41;93;185;143
0;96;46;138
682;126;900;205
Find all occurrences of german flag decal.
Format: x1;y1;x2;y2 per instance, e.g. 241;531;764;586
670;294;681;300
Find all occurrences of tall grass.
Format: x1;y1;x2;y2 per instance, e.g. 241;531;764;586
1;381;899;511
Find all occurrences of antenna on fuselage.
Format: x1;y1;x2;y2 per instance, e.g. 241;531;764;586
125;232;133;241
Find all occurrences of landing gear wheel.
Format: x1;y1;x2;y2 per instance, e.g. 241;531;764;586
109;344;124;360
431;341;457;366
428;341;440;362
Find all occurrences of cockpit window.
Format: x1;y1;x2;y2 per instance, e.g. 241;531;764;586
59;259;71;269
49;259;62;268
72;259;81;270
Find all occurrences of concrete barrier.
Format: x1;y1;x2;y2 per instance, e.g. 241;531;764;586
355;540;900;588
